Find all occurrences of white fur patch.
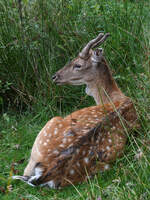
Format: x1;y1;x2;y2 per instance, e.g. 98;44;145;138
35;167;43;178
47;180;56;188
26;167;43;186
106;146;110;151
70;169;75;175
85;87;92;96
104;164;110;170
84;157;89;164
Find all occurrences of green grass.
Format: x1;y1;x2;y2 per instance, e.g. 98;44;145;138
0;0;150;199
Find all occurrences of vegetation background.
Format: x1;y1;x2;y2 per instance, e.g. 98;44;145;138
0;0;150;199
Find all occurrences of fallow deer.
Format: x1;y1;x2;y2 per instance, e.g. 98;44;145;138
13;33;139;188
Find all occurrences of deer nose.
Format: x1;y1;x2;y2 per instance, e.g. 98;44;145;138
52;73;60;82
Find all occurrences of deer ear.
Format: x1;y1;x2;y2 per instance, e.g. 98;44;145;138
91;48;103;63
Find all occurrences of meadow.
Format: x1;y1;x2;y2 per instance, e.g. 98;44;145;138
0;0;150;199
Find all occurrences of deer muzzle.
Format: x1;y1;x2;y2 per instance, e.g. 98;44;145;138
52;73;60;83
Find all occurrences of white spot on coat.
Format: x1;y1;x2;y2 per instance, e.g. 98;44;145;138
112;126;116;131
59;124;63;128
43;130;47;136
59;144;65;148
104;164;110;170
54;128;58;135
108;139;112;143
70;169;75;175
53;150;59;155
106;146;110;151
39;140;42;144
68;138;72;142
76;149;80;154
84;157;89;164
62;138;67;144
82;130;88;133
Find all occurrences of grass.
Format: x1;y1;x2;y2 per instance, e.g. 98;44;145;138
0;0;150;199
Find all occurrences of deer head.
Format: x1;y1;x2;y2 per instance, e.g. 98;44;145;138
52;33;109;85
52;33;124;105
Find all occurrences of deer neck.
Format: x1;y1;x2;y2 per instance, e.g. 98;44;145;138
85;59;125;105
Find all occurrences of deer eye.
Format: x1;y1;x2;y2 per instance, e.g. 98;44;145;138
73;64;81;70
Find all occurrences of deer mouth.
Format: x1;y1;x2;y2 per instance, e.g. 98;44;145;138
53;76;83;85
53;79;67;85
55;79;83;86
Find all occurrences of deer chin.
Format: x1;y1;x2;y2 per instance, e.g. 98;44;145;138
69;80;84;85
69;81;83;86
